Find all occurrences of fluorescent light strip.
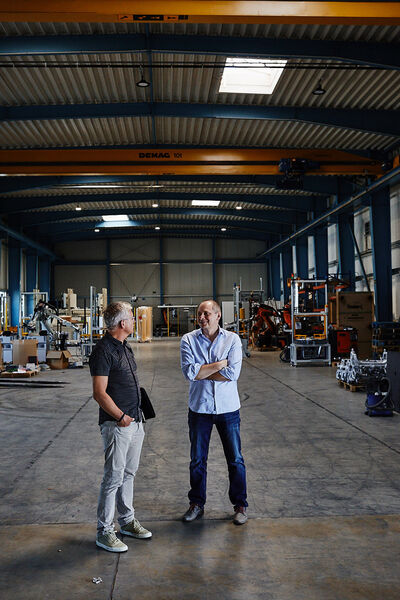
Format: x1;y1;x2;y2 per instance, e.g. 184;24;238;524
102;214;129;222
192;200;220;207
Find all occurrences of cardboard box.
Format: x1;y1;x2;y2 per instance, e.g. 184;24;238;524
11;339;38;366
46;350;71;370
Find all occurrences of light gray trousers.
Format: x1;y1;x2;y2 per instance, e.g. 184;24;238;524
97;420;145;534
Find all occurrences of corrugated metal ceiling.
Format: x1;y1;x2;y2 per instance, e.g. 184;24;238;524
0;21;399;43
0;116;395;150
0;53;399;111
2;182;316;198
0;18;399;241
27;200;294;213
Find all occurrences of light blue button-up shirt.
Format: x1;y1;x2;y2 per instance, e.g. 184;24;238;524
180;327;242;414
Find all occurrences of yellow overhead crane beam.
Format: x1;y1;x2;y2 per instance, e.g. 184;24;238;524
0;2;399;25
0;148;384;176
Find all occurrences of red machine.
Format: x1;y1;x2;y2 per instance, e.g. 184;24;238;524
250;304;289;350
328;328;358;359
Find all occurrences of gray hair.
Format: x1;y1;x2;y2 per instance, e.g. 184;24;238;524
103;302;132;330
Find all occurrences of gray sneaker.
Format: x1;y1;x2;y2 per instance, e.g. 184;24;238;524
120;518;152;539
96;530;128;552
233;507;248;525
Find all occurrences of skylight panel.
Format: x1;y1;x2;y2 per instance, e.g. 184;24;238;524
219;58;287;95
102;214;129;221
192;200;220;207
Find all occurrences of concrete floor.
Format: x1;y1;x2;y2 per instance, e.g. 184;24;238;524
1;339;400;599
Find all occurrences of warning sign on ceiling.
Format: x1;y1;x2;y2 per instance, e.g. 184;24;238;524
125;15;189;22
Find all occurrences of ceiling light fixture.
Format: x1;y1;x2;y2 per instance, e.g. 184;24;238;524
102;214;129;222
152;203;159;208
75;205;82;211
221;227;227;232
312;79;326;95
136;65;150;88
94;228;100;232
235;206;243;210
155;226;160;230
192;200;220;207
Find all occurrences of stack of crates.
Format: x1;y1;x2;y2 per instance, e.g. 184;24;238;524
372;322;400;355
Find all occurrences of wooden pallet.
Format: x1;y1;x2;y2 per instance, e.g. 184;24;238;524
0;369;39;378
337;379;365;393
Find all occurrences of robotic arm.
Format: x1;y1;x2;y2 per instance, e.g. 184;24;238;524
27;300;79;343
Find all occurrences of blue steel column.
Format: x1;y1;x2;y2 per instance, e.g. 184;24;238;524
159;237;164;305
26;253;38;316
39;256;51;296
8;242;21;327
212;238;217;300
337;213;355;290
313;227;328;279
270;254;281;299
295;237;308;279
370;186;392;321
281;247;293;303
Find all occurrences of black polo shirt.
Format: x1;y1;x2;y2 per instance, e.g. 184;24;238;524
89;331;141;425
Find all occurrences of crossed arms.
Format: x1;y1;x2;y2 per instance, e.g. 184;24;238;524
180;335;242;383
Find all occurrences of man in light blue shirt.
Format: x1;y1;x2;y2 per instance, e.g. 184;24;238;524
180;299;248;525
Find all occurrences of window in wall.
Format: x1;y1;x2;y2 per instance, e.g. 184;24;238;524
364;221;371;251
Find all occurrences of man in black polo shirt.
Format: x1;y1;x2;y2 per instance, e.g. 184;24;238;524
89;301;151;553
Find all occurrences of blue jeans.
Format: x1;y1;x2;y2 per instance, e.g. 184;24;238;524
188;409;248;509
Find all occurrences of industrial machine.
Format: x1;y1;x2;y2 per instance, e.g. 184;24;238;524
336;348;393;416
328;327;358;360
226;280;266;357
336;348;387;386
250;303;289;351
27;299;80;347
289;278;331;367
25;299;82;365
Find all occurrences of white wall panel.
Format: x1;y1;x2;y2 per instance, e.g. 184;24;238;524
110;264;159;303
327;224;338;274
54;265;106;299
216;263;267;298
308;235;315;276
111;238;159;262
164;238;212;261
55;240;107;261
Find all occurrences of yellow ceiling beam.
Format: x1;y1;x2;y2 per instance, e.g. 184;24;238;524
0;2;399;25
0;148;383;176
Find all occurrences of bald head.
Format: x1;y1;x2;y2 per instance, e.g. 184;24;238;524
197;299;221;337
198;299;221;315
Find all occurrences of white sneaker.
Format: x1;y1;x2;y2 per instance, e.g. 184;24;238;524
120;518;152;539
96;530;128;552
